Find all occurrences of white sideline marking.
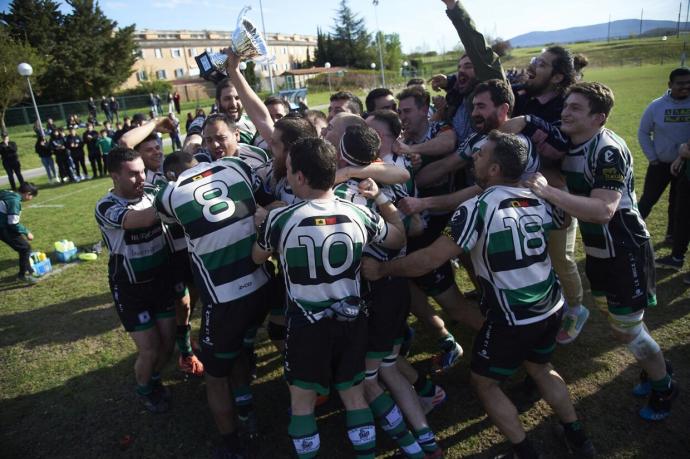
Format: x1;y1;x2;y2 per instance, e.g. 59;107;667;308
26;204;65;208
33;182;105;205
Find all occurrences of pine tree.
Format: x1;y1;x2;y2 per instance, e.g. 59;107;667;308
331;0;374;68
1;0;136;102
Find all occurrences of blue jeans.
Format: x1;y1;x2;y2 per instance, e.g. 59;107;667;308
41;156;56;180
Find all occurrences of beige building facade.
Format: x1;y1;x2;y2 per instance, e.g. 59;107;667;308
123;29;317;97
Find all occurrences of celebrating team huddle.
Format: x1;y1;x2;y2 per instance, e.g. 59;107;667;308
94;2;678;458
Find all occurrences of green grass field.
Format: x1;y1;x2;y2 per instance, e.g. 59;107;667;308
1;62;689;458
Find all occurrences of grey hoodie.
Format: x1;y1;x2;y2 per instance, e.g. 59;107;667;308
638;90;690;163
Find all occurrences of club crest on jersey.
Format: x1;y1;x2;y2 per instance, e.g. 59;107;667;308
510;199;531;208
192;170;214;181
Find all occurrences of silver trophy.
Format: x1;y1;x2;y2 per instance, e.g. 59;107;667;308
195;6;269;83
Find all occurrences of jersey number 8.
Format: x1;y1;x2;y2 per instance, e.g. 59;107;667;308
193;180;236;223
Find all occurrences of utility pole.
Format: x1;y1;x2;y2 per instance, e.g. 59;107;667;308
686;0;689;31
607;14;612;43
373;0;386;88
639;8;643;37
678;2;682;38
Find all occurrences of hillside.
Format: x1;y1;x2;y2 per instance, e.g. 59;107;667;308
510;19;688;47
415;35;687;77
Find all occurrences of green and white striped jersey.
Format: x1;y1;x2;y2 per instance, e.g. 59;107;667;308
457;132;540;179
450;185;563;326
333;178;407;262
257;197;388;324
561;128;649;259
145;168;187;253
155;157;269;304
95;191;168;284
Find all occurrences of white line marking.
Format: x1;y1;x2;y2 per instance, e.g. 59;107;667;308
35;182;105;205
26;204;65;208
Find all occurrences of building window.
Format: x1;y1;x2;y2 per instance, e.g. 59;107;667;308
132;49;143;59
154;48;163;58
283;47;287;54
262;64;268;71
136;70;148;81
206;47;213;53
171;48;182;58
188;48;197;57
174;68;185;78
189;67;200;77
155;69;167;79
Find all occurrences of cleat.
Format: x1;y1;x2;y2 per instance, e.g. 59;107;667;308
178;354;204;377
418;384;447;415
632;360;673;397
17;274;39;285
553;423;596;458
212;444;247;459
238;410;259;440
655;255;683;271
431;342;463;375
639;381;679;421
556;305;590;345
138;390;169;413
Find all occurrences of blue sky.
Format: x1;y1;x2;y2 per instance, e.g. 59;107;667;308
0;0;684;52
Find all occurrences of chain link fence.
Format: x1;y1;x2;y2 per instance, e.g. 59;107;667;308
5;94;154;128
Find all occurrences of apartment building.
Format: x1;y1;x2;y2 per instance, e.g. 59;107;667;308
123;29;317;95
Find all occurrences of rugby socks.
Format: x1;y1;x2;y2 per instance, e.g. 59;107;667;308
242;326;259;351
413;373;435;397
149;372;162;388
288;414;319;459
233;385;254;420
562;420;589;449
413;426;440;454
651;373;672;392
136;382;153;396
438;332;457;353
512;437;539;459
176;325;193;357
369;393;424;458
345;408;376;459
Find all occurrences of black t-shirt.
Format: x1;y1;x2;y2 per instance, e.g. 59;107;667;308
35;140;51;158
66;135;85;156
512;88;565;124
50;137;67;155
0;141;18;163
83;130;100;153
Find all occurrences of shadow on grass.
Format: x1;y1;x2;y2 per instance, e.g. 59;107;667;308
0;291;118;348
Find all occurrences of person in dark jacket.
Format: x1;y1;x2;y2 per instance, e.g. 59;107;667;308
83;122;104;177
101;96;112;123
0;182;39;283
35;136;57;183
0;133;24;190
109;96;120;124
66;127;88;180
51;128;75;183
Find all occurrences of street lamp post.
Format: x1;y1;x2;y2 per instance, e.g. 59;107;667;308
17;62;43;137
403;61;409;78
372;0;386;88
325;62;332;93
370;63;377;88
258;0;275;94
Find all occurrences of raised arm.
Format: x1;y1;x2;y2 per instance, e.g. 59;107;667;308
414;152;466;189
224;50;275;145
119;118;175;148
442;0;505;82
336;162;410;185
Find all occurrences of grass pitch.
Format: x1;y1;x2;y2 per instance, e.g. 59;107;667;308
1;63;689;458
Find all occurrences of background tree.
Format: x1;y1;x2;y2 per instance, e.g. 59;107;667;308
381;32;402;71
0;29;47;133
244;61;260;91
2;0;136;103
491;38;512;58
1;0;62;57
331;0;374;68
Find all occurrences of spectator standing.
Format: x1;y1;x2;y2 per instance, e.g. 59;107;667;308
148;93;158;116
0;133;24;191
66;127;88;180
35;136;57;183
167;112;182;150
83;123;103;177
97;129;113;170
167;92;174;114
185;112;194;132
87;96;98;124
173;91;181;114
154;94;163;115
51;128;75;183
637;67;690;242
101;96;112;123
45;118;56;138
110;96;120;124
